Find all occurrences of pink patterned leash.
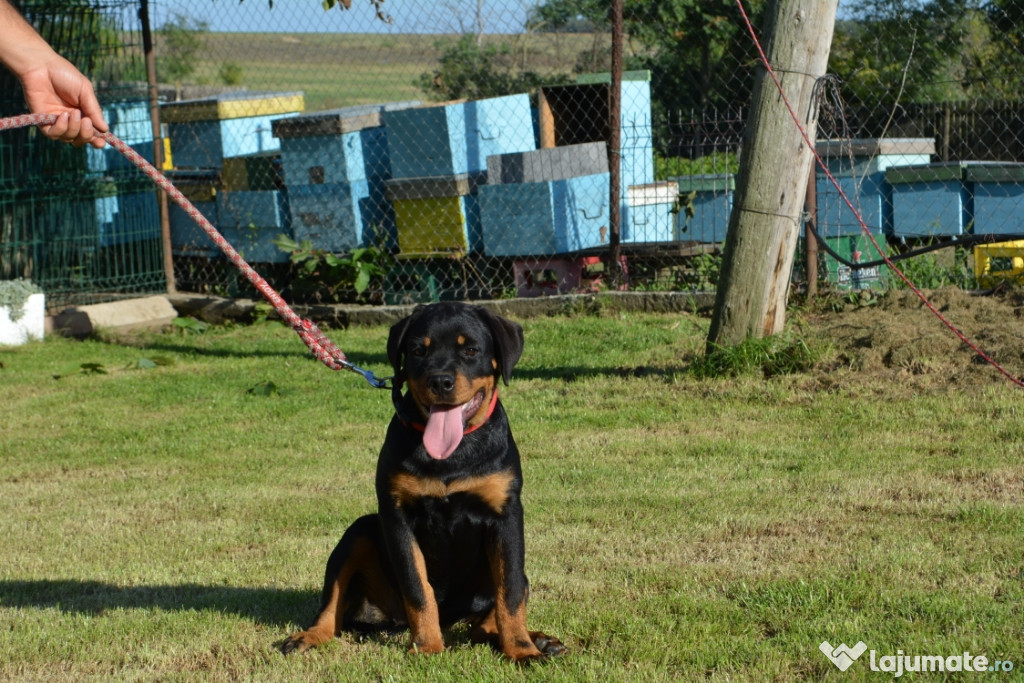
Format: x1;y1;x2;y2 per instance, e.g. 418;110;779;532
0;112;390;388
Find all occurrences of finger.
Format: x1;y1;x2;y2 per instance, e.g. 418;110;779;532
40;111;69;140
61;109;83;144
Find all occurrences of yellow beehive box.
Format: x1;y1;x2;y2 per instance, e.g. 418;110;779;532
386;174;484;255
974;240;1024;287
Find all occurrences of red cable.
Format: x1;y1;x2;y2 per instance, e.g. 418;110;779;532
0;112;360;376
733;0;1024;388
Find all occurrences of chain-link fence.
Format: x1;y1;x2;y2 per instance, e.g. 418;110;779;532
5;1;1024;308
1;0;165;310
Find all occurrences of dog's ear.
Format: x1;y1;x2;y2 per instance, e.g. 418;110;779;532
386;306;426;378
476;307;524;385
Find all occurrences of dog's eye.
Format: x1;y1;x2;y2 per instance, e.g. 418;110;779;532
463;346;480;357
412;346;427;358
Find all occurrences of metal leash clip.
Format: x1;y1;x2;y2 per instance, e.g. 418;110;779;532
340;361;392;389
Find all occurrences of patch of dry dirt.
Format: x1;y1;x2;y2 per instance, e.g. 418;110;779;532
804;288;1024;390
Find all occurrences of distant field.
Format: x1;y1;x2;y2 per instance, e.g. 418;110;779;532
186;32;600;111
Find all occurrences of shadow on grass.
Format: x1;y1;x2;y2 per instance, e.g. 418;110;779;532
0;579;316;629
0;579;496;652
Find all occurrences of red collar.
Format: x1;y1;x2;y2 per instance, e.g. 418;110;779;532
405;387;499;435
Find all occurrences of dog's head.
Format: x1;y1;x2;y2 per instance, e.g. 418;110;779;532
387;302;524;459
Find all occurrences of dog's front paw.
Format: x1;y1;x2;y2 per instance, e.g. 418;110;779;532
530;631;567;659
279;629;330;655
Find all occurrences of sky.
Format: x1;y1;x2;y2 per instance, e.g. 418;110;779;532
152;0;535;35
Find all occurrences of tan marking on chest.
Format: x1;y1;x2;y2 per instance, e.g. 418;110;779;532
390;470;515;515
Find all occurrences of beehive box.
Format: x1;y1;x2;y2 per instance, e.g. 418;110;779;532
673;174;734;243
271;101;419;186
167;170;221;257
965;163;1024;236
384;95;536;179
387;173;485;254
486;142;608;184
814;138;934;236
88;179;160;247
288;180;374;253
215;189;291;263
974;240;1024;287
886;163;970;237
479;172;610;256
623;181;677;244
537;72;654;189
86;100;155;175
221;152;282;191
161;91;304;168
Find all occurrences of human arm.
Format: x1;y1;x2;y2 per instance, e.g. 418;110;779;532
0;0;108;148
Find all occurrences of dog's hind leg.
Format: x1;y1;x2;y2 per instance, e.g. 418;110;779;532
281;515;397;654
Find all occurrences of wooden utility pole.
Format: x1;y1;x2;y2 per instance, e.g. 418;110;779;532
706;0;837;349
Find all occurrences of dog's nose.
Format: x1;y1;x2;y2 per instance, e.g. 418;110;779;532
428;374;456;396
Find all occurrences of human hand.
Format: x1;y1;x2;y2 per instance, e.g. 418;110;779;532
20;54;108;149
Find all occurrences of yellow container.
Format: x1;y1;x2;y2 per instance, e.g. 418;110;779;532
160;91;305;123
386;173;483;255
393;196;471;254
974;240;1024;287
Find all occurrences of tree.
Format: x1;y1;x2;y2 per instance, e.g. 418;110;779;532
157;13;208;97
528;0;768;114
418;35;569;101
828;0;1024;103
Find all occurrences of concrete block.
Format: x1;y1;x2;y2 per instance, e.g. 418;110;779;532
52;295;177;338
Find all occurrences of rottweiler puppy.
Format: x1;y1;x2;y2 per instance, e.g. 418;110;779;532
282;302;564;662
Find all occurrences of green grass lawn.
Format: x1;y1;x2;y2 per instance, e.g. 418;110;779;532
1;307;1021;680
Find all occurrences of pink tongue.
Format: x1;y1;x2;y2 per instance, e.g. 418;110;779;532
423;405;464;460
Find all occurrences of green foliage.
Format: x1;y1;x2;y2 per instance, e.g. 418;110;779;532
891;246;975;291
418;35;570;101
157;13;209;88
530;0;767;112
830;1;1024;103
218;61;244;85
0;279;41;323
172;316;209;335
274;234;391;304
655;153;739;180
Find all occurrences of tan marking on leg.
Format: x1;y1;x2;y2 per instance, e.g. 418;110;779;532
489;544;543;662
404;541;444;654
282;537;373;653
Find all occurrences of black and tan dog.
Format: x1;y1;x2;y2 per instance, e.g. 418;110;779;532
282;302;564;662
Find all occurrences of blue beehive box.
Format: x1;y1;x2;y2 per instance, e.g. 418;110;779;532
92;181;160;247
673;174;735;243
385;95;536;179
886;163;970;237
271;102;420;185
277;127;388;186
86;100;155;175
161;91;304;169
288;180;375;252
965;163;1024;236
815;138;933;236
166;171;221;257
479;172;610;256
623;182;677;244
537;72;654;189
215;189;292;263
